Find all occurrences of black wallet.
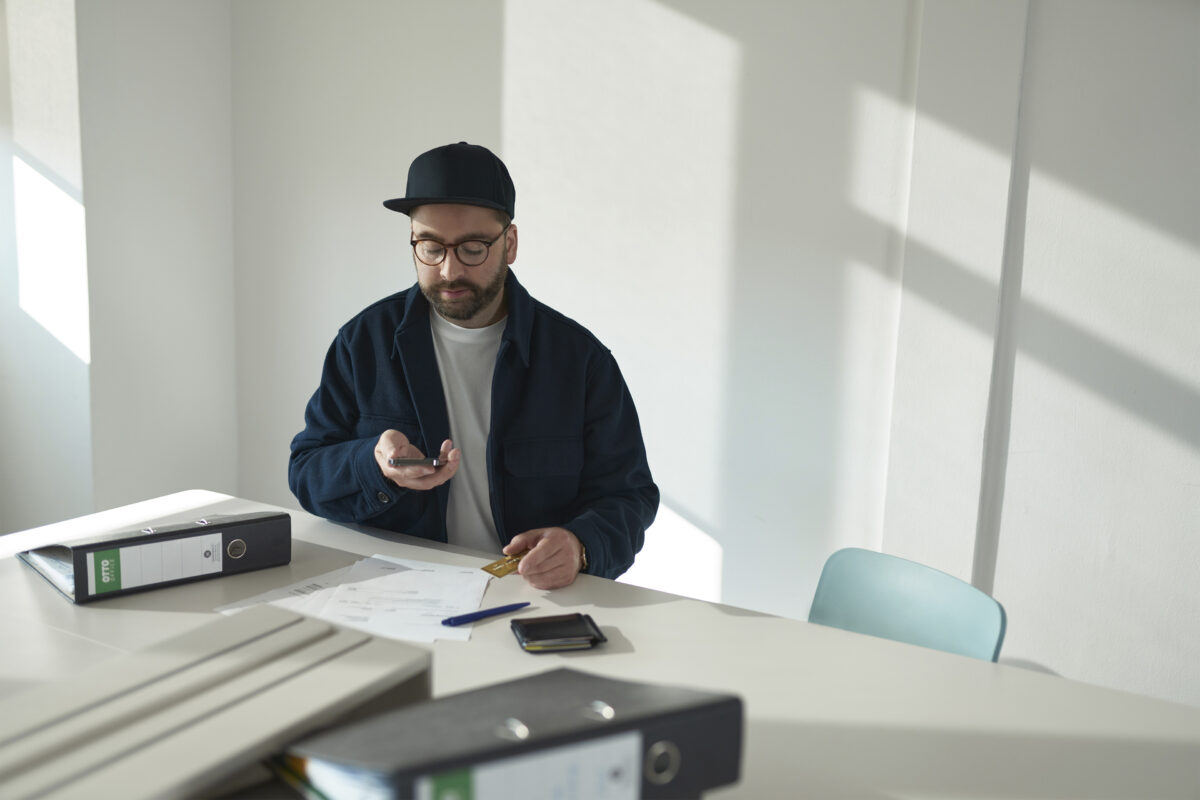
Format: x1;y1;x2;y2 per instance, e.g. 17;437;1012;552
510;613;607;653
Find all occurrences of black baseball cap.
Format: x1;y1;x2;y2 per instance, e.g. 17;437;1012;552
383;142;515;219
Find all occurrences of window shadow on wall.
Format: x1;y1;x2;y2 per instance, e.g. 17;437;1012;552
653;0;1197;618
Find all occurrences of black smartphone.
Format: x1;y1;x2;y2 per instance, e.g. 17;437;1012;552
387;457;443;467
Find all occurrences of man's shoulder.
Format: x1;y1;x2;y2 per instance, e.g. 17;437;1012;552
528;297;610;355
337;287;417;337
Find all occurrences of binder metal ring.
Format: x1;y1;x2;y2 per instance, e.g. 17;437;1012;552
645;739;682;785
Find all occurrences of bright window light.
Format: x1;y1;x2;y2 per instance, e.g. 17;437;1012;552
619;503;724;603
14;154;90;364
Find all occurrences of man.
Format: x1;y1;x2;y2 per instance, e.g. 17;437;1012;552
289;142;658;589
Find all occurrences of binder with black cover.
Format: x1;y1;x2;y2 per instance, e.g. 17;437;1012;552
282;667;743;799
17;511;291;603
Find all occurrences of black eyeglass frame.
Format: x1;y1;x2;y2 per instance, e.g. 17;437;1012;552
410;223;512;267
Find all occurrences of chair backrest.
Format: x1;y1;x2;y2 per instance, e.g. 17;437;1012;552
809;548;1006;662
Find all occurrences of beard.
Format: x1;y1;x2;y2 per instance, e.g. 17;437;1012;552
421;261;508;323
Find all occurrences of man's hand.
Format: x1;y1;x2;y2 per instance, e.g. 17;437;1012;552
504;527;585;590
375;431;460;490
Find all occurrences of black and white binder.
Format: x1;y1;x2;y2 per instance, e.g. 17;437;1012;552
17;511;291;603
281;667;743;799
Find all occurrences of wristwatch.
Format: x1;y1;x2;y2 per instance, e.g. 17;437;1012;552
579;542;588;573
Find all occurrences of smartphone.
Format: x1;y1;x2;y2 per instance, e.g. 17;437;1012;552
387;457;443;468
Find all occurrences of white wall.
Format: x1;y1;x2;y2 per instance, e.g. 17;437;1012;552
882;2;1028;581
0;0;237;529
0;0;94;532
500;0;915;618
1;0;1196;708
74;0;238;511
230;0;505;508
886;0;1200;705
992;0;1200;706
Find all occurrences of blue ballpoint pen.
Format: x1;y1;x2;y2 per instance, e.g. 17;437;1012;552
441;602;531;627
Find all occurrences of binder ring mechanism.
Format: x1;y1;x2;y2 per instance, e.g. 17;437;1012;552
645;740;682;786
495;717;530;741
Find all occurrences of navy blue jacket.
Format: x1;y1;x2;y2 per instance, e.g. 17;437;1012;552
288;271;658;579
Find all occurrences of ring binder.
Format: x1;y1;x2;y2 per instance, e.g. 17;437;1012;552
17;511;292;603
283;667;743;798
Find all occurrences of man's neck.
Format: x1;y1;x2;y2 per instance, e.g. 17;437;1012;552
445;290;507;329
478;294;508;327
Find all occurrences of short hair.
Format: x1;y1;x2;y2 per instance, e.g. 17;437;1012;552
409;206;511;229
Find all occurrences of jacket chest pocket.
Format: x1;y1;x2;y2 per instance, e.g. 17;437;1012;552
502;438;584;526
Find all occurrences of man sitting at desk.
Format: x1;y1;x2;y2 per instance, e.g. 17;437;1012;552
289;142;658;589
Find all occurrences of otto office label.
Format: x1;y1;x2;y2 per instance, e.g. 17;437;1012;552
90;548;122;594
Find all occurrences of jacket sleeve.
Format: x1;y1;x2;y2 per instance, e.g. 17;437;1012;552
288;332;431;528
562;351;659;579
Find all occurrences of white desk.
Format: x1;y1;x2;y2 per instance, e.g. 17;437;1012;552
3;491;1198;798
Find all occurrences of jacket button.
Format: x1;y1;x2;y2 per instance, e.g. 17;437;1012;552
376;491;390;504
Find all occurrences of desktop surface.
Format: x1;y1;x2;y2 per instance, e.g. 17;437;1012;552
2;491;1197;799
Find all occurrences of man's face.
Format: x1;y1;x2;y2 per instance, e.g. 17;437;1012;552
411;204;517;328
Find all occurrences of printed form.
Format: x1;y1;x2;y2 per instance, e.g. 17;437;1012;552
216;555;491;642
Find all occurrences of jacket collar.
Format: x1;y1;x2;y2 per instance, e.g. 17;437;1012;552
396;269;533;367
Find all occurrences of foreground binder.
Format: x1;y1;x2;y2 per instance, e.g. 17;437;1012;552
281;667;743;799
0;604;431;800
17;511;291;603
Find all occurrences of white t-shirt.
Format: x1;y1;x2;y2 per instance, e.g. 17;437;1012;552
429;310;506;552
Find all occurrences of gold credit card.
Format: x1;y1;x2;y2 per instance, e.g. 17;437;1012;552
482;551;526;577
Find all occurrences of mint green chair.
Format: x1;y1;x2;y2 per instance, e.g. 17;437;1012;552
809;548;1006;662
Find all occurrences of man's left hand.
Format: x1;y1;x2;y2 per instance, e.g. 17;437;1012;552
504;527;584;590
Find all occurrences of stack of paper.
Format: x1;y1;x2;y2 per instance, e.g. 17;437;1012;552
216;555;491;643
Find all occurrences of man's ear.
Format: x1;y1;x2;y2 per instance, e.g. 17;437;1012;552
505;224;518;265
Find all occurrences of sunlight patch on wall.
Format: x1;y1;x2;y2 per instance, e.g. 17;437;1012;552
851;84;1017;580
14;155;90;363
847;87;915;237
618;503;723;603
8;0;88;364
828;86;917;551
848;86;1014;353
1023;168;1200;390
849;85;1200;431
850;87;1012;284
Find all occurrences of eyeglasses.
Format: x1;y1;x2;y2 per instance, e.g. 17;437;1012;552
410;223;511;267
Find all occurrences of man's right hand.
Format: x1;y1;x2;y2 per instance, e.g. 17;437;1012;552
375;431;460;490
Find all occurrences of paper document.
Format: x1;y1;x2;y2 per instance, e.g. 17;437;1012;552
314;564;490;642
215;556;407;614
22;547;76;596
216;555;491;643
